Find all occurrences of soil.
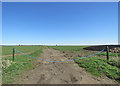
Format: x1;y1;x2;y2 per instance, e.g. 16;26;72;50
84;45;120;53
15;48;118;84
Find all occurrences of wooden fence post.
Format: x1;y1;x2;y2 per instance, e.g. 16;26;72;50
13;48;15;61
106;45;109;61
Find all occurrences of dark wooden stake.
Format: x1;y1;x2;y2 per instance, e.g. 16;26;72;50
13;48;15;61
106;45;109;61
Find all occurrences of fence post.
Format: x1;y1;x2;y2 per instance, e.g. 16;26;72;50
106;45;109;61
13;48;15;61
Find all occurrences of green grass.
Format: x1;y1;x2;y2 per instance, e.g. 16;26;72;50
2;46;42;55
74;57;120;82
48;46;87;52
97;52;120;57
2;46;43;84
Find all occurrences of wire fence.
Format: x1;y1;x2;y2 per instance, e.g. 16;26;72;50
14;49;104;63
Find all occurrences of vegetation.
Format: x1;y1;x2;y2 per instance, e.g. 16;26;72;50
2;46;42;55
48;46;87;52
2;46;43;84
97;52;120;57
74;57;120;82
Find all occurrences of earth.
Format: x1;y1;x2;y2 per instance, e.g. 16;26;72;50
14;48;118;84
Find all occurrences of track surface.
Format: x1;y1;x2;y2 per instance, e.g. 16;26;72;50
16;48;117;84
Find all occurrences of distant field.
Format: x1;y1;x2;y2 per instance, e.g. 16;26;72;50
49;46;120;57
2;46;42;55
48;46;87;52
48;46;104;57
2;46;43;84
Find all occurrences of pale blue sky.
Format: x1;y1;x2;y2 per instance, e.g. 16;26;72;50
2;2;118;45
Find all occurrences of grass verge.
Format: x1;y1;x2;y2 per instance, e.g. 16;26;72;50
74;57;120;82
2;46;43;84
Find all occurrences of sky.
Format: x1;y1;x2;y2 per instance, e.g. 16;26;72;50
2;2;118;45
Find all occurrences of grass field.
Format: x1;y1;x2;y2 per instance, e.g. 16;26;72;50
49;46;120;58
2;46;43;84
2;46;42;55
48;46;87;52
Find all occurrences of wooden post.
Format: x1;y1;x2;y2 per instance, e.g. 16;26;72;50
13;48;15;61
106;45;109;61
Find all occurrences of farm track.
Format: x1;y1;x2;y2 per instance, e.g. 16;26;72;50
16;48;118;84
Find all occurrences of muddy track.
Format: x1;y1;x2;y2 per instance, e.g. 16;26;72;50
16;48;117;84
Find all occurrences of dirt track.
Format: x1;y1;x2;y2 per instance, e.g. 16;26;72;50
16;48;117;84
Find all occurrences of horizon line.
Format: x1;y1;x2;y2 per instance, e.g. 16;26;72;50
0;43;119;46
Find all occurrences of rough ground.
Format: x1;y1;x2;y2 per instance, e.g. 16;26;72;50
16;48;118;84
